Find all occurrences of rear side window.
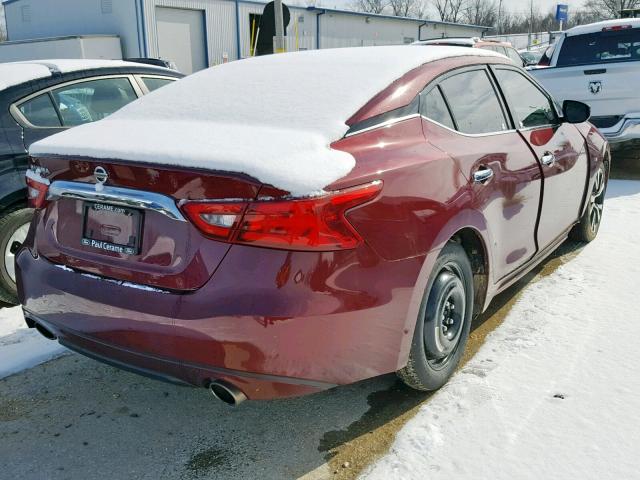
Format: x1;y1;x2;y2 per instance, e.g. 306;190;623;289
18;94;62;127
495;69;558;129
439;70;508;134
557;29;640;66
420;87;455;129
142;77;175;92
51;77;138;126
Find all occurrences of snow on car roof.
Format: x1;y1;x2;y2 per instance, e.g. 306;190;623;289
566;18;640;37
0;59;166;91
30;46;500;195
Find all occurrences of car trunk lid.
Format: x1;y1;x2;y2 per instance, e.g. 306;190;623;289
32;156;263;291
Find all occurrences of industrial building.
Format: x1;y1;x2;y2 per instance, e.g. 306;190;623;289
2;0;490;73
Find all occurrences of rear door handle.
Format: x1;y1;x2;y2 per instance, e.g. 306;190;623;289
473;167;494;184
541;152;556;167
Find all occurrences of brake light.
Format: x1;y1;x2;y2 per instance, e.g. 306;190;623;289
602;25;632;31
25;167;50;209
181;181;382;250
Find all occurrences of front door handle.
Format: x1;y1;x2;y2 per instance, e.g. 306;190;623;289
473;167;494;184
541;152;556;167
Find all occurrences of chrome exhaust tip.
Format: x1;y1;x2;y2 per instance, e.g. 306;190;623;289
208;380;247;406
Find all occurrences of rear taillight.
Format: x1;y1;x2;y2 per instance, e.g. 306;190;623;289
25;167;50;209
181;181;382;250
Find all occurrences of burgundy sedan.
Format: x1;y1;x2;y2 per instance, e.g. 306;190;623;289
17;47;608;405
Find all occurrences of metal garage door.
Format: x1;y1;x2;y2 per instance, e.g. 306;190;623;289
156;7;207;74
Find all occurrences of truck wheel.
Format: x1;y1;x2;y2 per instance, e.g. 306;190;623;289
0;207;34;306
398;242;474;391
570;163;607;243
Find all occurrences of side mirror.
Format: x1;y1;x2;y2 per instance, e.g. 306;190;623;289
563;100;591;124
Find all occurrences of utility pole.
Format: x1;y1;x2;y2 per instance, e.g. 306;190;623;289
528;0;533;50
274;0;286;53
497;0;503;35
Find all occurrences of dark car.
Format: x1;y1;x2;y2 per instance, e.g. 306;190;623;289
0;59;183;305
17;47;608;404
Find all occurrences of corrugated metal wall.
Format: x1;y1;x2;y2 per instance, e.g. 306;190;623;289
319;13;421;48
142;0;487;64
143;0;237;65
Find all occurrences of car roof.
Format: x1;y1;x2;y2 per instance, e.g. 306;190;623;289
0;59;178;91
566;18;640;37
415;37;513;48
414;37;476;46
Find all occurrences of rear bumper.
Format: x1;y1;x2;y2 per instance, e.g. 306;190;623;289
16;244;421;400
598;115;640;144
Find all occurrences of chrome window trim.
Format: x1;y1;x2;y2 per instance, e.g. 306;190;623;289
421;115;517;137
344;113;421;137
10;74;144;130
47;181;187;222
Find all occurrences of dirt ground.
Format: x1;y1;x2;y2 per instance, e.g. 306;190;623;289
0;148;637;480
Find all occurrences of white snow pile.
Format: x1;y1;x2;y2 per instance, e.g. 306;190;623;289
362;179;640;480
0;59;147;91
30;46;500;195
0;306;66;379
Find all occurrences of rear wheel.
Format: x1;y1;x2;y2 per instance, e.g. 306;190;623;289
398;242;474;391
0;207;34;305
570;163;607;243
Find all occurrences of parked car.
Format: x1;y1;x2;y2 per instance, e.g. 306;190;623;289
414;37;526;66
519;48;545;66
0;59;183;305
17;46;608;404
529;18;640;145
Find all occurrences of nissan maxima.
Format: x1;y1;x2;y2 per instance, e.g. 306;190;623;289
17;46;608;404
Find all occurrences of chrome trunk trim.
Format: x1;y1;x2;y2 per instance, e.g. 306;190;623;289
47;181;186;222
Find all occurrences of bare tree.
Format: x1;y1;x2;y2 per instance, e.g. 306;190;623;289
464;0;497;26
432;0;467;23
389;0;428;17
352;0;388;14
584;0;640;18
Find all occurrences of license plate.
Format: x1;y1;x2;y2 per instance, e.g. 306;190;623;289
81;202;143;255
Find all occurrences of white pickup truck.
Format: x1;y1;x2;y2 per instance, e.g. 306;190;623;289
529;18;640;144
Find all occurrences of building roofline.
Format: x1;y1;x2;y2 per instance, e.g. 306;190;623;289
304;6;492;30
234;0;491;30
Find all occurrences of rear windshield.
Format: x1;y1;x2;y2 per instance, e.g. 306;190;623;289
557;29;640;66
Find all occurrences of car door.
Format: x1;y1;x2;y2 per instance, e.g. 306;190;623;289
492;66;588;250
420;66;543;281
13;75;142;149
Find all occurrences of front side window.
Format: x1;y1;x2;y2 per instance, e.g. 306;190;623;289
495;69;558;129
51;77;138;126
18;94;62;127
420;87;455;129
439;69;508;134
557;29;640;66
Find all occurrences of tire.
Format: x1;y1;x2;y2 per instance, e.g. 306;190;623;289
569;162;607;243
0;207;34;306
398;242;474;391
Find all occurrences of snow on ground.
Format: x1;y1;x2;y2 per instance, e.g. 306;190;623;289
362;179;640;480
0;306;66;380
30;46;500;196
